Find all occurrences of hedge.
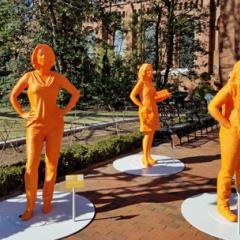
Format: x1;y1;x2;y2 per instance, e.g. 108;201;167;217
0;132;143;197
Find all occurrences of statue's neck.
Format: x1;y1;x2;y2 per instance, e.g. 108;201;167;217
36;68;51;77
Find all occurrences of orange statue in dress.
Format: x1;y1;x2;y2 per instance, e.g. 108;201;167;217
130;64;171;167
208;60;240;222
10;44;80;221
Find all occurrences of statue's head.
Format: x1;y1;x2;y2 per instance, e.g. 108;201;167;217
138;63;153;82
31;44;55;70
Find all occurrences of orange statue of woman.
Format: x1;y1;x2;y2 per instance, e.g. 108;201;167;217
208;60;240;222
10;44;80;221
130;64;171;167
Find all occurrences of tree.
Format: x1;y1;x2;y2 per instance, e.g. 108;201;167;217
0;0;35;104
138;0;208;87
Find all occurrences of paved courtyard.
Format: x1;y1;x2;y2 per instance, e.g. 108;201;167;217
54;130;222;240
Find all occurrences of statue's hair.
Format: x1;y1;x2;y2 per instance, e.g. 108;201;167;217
31;44;55;70
138;63;152;82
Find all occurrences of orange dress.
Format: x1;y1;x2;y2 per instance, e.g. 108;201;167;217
139;81;160;132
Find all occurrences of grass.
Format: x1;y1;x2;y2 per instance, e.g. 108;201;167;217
0;106;138;140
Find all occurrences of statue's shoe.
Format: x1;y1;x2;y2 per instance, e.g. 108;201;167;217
218;205;237;222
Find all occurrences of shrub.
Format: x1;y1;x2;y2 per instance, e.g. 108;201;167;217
0;132;143;197
200;72;211;81
0;165;25;196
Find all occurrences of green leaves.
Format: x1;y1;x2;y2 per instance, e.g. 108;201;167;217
0;131;143;197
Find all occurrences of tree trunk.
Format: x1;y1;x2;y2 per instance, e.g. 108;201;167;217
48;0;63;72
154;6;162;88
163;0;175;86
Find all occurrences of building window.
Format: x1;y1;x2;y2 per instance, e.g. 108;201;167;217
87;31;95;59
144;25;156;64
114;30;125;56
190;1;194;9
184;2;188;10
179;3;183;10
178;20;195;69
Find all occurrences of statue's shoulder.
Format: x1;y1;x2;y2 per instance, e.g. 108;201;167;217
51;71;65;79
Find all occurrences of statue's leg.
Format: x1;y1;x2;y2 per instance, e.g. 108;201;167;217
217;126;240;222
147;131;156;166
235;157;240;189
42;125;63;213
142;132;151;167
20;125;44;221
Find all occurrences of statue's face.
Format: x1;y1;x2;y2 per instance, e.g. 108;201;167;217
145;66;153;80
37;47;49;67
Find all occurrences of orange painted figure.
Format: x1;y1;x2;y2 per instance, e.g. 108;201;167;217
10;44;80;221
130;64;171;167
208;61;240;222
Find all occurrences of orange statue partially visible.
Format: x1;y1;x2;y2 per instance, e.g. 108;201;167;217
130;63;171;167
10;44;80;221
208;61;240;222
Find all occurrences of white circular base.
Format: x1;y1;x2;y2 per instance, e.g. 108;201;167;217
181;193;240;240
113;154;184;176
0;191;95;240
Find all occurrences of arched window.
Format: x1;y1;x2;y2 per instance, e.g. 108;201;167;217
178;20;195;69
190;1;194;9
144;25;156;64
179;2;183;10
87;31;95;59
114;30;125;56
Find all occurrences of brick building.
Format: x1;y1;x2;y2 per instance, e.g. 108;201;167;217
88;0;216;75
216;0;240;84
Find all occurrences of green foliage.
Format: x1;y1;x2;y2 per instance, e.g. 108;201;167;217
0;0;208;108
0;132;143;197
0;0;136;109
138;0;207;86
0;165;25;195
194;82;215;100
58;144;88;175
0;1;34;103
200;72;211;81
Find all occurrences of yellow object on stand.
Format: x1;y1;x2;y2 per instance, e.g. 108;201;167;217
65;174;85;221
65;175;85;189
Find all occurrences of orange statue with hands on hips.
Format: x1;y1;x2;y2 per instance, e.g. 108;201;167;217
208;60;240;222
10;44;80;221
130;63;171;167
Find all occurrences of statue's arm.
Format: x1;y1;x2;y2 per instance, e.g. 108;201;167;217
208;84;232;129
130;82;143;108
154;89;171;102
9;73;29;117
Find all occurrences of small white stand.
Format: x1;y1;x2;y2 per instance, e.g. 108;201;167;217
0;191;95;240
238;193;240;236
113;154;184;177
65;174;84;222
181;192;240;240
72;188;76;221
236;186;240;235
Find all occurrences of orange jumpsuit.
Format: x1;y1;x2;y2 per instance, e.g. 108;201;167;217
10;70;79;218
208;61;240;222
